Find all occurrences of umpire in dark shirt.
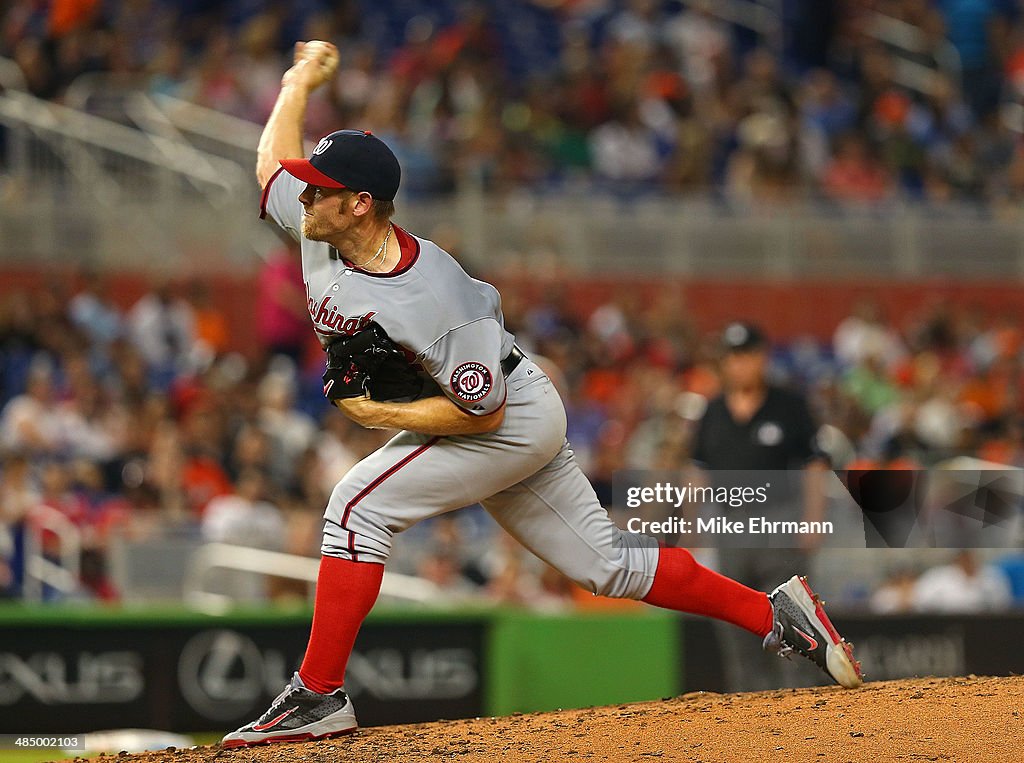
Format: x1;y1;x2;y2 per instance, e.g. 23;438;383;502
691;322;828;691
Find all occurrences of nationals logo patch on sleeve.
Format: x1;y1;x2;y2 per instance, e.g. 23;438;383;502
451;361;492;402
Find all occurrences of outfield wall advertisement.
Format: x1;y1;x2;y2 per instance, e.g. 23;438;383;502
0;612;486;733
0;609;676;734
2;608;1024;733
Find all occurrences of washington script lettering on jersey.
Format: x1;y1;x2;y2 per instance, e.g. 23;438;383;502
307;291;376;335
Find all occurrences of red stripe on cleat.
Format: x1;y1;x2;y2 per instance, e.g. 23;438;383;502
252;707;297;732
798;576;844;645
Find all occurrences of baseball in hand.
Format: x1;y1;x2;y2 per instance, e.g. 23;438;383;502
285;40;339;91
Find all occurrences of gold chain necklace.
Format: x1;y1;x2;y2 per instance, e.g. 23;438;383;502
351;223;392;270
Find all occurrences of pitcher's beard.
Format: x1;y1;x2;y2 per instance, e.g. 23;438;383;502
302;216;327;241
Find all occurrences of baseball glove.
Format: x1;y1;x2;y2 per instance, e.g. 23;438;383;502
322;322;426;403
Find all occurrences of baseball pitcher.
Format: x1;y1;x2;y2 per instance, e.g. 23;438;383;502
223;41;862;748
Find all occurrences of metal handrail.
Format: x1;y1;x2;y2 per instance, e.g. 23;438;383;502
0;85;272;264
866;12;962;73
678;0;781;43
22;504;81;602
865;11;962;96
122;93;246;196
0;89;248;197
65;73;262;164
62;71;144;112
150;93;263;152
0;56;26;91
183;543;444;614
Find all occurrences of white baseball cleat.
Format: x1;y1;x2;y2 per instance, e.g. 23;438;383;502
763;575;864;689
221;672;357;748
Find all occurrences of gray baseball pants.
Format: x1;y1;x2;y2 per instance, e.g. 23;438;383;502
322;360;658;600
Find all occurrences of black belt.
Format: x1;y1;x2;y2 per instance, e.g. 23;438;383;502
501;345;525;377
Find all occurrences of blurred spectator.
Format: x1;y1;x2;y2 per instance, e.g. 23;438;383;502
822;132;892;203
833;301;906;370
127;280;196;377
256;242;309;363
0;292;40;405
229;423;273;483
200;469;287;602
414;515;485;602
799;69;857;145
0;360;62;455
869;88;928;194
0;451;41;525
663;0;729;96
842;356;901;416
977;416;1024;466
0;522;14;598
607;0;660;51
258;370;317;485
912;549;1013;612
993;552;1024;604
726;112;802;205
936;0;1014;117
56;352;128;462
37;460;86;523
201;469;285;549
589;97;663;188
0;450;37;597
314;411;390;498
186;280;230;359
912;380;969;452
869;566;919;614
68;269;123;349
178;413;233;515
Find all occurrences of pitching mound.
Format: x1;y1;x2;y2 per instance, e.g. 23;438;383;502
85;675;1021;763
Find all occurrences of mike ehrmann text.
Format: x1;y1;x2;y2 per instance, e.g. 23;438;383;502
625;516;835;535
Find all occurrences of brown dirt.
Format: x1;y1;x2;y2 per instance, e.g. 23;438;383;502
73;675;1023;763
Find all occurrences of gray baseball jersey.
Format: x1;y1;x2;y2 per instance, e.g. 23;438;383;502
260;167;659;598
262;168;512;416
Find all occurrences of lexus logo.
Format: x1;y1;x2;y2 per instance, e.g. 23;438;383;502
177;630;281;720
176;630;481;722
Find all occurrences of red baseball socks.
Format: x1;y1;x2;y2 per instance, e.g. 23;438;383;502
298;555;384;694
642;546;774;637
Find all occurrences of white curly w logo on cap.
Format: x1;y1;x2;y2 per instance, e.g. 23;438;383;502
313;138;333;155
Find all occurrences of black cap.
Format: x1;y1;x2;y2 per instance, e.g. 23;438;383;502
280;129;401;201
721;322;767;353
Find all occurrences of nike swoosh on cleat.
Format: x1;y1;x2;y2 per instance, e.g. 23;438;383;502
793;626;818;650
252;707;298;732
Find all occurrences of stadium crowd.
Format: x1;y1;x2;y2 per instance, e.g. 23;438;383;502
1;266;1023;607
2;0;1024;608
4;0;1024;206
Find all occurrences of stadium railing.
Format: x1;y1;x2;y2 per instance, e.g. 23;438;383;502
4;63;1024;277
23;504;81;603
0;79;273;267
63;73;262;169
682;0;782;50
182;542;443;614
0;55;26;91
865;10;962;97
